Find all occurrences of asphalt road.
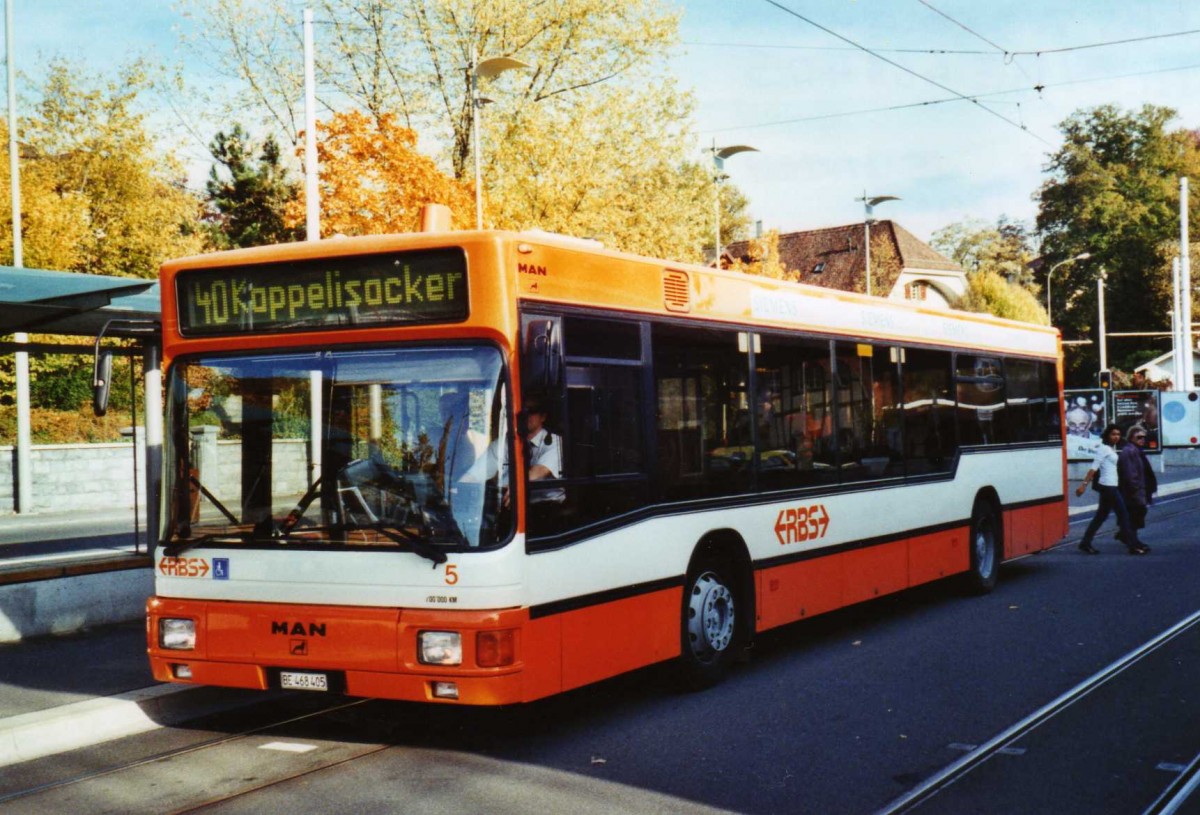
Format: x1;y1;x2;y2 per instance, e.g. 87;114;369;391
3;489;1200;814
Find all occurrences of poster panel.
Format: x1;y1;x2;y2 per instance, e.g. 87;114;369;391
1063;389;1107;461
1159;391;1200;447
1112;390;1162;453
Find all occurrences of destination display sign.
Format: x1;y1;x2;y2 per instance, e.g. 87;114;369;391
175;248;468;336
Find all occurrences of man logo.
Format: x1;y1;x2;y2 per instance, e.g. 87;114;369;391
291;639;308;656
271;621;327;637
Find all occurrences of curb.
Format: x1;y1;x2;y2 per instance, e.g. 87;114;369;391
0;683;267;768
1068;478;1200;517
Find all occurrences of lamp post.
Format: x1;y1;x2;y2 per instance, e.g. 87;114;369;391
1044;251;1091;322
1097;267;1108;374
471;50;530;230
856;193;899;296
710;143;757;264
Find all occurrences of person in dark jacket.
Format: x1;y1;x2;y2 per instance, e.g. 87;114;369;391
1117;424;1157;548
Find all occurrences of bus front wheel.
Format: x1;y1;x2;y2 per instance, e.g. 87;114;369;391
678;564;741;690
964;498;1000;595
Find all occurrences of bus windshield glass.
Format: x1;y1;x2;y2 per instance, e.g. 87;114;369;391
164;345;512;553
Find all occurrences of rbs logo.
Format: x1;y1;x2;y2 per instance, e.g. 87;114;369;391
774;504;830;546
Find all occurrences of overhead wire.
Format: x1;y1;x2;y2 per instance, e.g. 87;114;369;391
759;0;1051;145
702;61;1200;135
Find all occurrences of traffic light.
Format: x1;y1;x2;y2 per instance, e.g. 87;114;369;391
1098;369;1112;389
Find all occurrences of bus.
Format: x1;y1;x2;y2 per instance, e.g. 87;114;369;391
144;205;1067;705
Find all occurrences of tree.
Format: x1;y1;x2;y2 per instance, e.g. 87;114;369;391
1037;104;1200;383
931;216;1038;287
955;270;1049;325
183;1;741;261
0;61;202;279
204;124;302;249
287;111;475;236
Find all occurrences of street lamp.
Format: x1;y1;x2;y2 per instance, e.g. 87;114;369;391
711;143;757;265
1044;252;1092;322
856;193;900;296
471;50;531;230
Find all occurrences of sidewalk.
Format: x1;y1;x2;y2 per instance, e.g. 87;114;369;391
1066;462;1200;517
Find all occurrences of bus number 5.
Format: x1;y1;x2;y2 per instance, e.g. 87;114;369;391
444;564;459;585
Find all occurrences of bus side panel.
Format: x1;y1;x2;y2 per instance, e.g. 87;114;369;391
559;588;681;692
1003;505;1039;558
521;614;564;703
908;526;968;585
756;556;845;631
1044;499;1069;548
841;542;908;605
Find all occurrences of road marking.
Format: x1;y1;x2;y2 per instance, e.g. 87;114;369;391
259;741;318;753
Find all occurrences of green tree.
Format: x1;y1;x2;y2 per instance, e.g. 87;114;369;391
0;60;204;279
1036;104;1200;384
204;124;302;249
932;216;1038;287
183;0;744;262
955;270;1049;325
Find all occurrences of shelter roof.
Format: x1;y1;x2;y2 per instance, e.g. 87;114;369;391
0;267;159;337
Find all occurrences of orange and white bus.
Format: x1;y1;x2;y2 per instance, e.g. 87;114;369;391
146;208;1067;704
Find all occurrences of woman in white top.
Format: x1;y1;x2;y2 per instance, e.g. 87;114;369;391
1074;423;1146;554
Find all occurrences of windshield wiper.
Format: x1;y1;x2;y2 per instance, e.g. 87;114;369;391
355;521;449;567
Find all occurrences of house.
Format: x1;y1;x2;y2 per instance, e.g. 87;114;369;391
1135;348;1200;389
723;220;968;308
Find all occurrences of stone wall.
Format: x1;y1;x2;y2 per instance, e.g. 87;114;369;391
0;440;146;514
0;431;310;515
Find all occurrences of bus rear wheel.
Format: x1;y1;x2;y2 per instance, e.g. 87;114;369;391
678;564;740;690
964;498;1000;595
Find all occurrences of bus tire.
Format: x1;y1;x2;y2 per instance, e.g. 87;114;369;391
678;559;742;691
964;497;1000;595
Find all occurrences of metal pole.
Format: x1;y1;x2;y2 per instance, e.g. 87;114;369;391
309;370;322;488
714;175;721;264
864;210;872;297
472;46;483;230
143;342;162;549
1173;256;1184;389
303;8;319;241
7;0;30;514
1182;177;1193;389
1098;271;1108;373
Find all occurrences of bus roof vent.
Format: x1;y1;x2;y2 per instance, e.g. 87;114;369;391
663;269;691;312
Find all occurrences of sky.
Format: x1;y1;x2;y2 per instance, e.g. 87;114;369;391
10;1;1200;243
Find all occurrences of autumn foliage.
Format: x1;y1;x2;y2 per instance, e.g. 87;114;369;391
288;112;475;236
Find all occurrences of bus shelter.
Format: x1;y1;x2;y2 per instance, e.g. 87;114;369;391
0;266;161;540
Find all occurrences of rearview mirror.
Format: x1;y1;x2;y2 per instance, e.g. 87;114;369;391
93;348;113;417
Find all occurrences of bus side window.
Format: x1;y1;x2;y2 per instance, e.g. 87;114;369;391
653;323;753;500
835;342;904;482
902;348;955;475
956;355;1008;446
755;334;837;490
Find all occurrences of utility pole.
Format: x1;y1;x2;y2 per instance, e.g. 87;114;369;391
7;0;30;514
1182;177;1193;389
303;8;319;241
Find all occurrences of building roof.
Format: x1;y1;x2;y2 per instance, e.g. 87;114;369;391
0;266;160;337
725;220;963;294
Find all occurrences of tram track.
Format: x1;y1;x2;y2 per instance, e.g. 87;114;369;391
875;607;1200;814
0;697;374;809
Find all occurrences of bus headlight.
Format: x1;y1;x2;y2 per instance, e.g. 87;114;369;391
418;631;462;665
159;618;196;650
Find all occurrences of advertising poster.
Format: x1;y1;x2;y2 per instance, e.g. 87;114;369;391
1112;390;1162;453
1062;389;1107;460
1160;391;1200;447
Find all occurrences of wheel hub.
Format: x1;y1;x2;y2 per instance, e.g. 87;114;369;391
687;571;735;658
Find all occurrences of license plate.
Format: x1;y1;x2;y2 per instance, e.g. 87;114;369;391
280;671;329;691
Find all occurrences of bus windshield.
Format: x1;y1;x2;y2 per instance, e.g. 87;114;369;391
164;345;512;553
